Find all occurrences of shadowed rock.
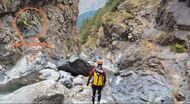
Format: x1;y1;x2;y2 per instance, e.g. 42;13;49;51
58;59;93;76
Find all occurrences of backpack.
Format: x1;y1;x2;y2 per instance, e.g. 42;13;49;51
93;68;104;86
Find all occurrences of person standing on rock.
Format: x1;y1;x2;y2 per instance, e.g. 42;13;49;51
87;60;106;104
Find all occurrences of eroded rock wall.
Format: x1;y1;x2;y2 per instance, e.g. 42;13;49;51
0;0;79;70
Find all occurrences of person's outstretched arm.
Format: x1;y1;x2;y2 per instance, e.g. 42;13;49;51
103;69;106;87
87;69;94;86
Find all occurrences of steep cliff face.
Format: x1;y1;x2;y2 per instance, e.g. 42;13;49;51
155;0;190;52
0;0;79;70
0;0;190;103
0;1;80;103
81;0;158;54
156;0;190;31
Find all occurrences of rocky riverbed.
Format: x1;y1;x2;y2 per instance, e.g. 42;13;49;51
0;51;116;103
0;0;190;104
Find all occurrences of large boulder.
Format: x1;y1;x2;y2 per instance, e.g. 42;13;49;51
58;59;93;76
73;75;84;86
58;71;74;88
0;51;48;93
111;70;175;104
0;80;67;104
39;69;60;81
59;78;73;89
113;45;190;103
116;45;142;70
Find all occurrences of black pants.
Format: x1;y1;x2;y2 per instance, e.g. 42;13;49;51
91;85;103;104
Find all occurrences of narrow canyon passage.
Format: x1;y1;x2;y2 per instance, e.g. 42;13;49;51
0;0;190;104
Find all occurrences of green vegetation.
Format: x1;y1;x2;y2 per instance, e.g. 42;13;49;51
156;31;187;53
102;10;133;25
171;43;187;53
155;31;167;42
79;0;124;44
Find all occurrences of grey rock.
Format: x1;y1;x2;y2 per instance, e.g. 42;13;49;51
157;49;176;60
58;70;74;88
116;45;142;70
0;52;48;93
161;60;183;89
154;96;175;104
156;0;190;31
33;94;64;104
4;52;47;79
120;70;133;77
58;70;74;79
39;69;60;81
73;76;84;86
0;44;21;67
0;80;66;103
111;71;175;104
187;60;190;69
79;52;91;61
59;77;73;89
69;54;79;63
45;62;57;69
161;59;190;102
